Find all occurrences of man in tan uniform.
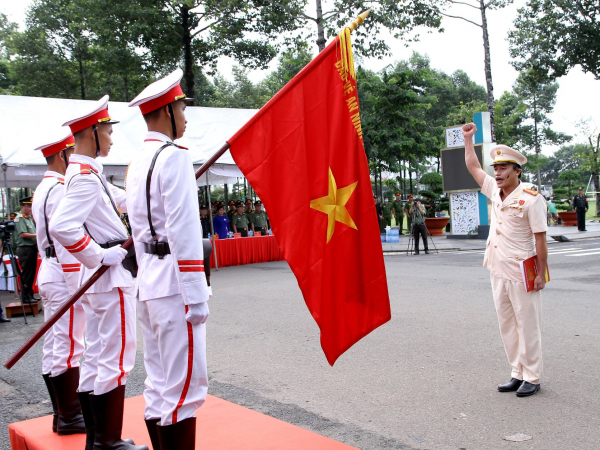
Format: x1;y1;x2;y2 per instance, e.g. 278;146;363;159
463;123;548;397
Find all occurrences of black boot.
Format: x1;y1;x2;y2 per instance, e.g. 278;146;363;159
49;368;86;435
89;385;149;450
42;373;58;432
144;418;160;450
157;417;196;450
79;391;95;450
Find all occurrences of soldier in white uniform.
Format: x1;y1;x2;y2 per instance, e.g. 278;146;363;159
32;132;86;435
463;123;548;397
50;96;148;450
126;69;210;450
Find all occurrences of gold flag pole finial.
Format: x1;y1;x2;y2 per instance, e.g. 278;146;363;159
349;9;371;32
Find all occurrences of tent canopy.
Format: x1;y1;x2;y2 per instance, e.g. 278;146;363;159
0;95;257;187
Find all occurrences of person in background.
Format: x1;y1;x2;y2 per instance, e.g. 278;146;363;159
226;200;236;224
391;192;404;234
404;195;414;233
547;196;558;226
409;198;428;255
231;201;249;237
251;201;269;235
374;196;383;233
200;204;210;239
212;204;230;239
572;187;588;231
14;197;38;303
381;197;393;228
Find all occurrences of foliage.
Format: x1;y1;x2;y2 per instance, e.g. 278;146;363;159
558;169;581;199
575;119;600;216
508;0;600;80
418;172;447;217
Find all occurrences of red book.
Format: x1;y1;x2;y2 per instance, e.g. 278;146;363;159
519;256;550;292
228;29;391;365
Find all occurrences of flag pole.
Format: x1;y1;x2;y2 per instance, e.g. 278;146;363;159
4;142;231;369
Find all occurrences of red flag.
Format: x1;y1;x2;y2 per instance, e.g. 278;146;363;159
228;29;391;365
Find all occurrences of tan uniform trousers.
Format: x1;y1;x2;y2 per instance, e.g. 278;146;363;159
490;274;542;384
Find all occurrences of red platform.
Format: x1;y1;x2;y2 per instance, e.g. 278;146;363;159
9;394;356;450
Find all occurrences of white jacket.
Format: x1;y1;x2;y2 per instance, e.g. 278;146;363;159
50;154;134;294
31;171;82;294
125;132;210;304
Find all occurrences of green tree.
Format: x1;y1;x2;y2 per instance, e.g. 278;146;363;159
508;1;600;80
558;169;581;199
293;1;442;56
575;120;600;216
436;0;516;141
513;67;571;189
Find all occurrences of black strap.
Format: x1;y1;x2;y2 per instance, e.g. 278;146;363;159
146;143;175;241
168;103;177;140
92;124;100;157
43;180;62;248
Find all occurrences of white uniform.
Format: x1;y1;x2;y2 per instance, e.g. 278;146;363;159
482;175;547;384
126;132;210;425
50;154;136;395
32;171;85;377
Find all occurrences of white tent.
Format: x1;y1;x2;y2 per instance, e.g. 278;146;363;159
0;95;258;188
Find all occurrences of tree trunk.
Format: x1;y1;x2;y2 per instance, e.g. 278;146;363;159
480;3;495;142
315;0;326;52
224;184;229;204
78;52;85;100
593;173;600;216
409;169;413;195
124;75;129;102
402;165;406;196
181;5;195;102
533;100;541;190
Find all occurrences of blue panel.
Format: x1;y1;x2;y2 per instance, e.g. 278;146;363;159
478;191;488;225
473;112;484;145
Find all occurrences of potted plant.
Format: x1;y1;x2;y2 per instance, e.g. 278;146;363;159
419;173;450;236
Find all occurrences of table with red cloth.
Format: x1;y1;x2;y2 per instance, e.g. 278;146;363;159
210;235;284;268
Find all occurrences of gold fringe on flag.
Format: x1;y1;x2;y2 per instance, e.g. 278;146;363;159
337;9;370;81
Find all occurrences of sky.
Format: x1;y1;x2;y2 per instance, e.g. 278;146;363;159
2;0;598;154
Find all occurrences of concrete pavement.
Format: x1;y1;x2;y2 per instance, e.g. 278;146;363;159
381;220;600;253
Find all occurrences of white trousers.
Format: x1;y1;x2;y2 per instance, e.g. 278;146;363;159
490;274;543;384
138;295;208;425
40;281;85;376
79;287;137;395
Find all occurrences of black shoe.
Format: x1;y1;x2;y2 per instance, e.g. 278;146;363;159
78;391;95;450
425;250;429;254
516;381;540;397
414;251;419;255
497;378;523;392
50;368;86;435
145;418;161;450
89;385;149;450
0;315;10;323
42;373;59;432
157;417;196;450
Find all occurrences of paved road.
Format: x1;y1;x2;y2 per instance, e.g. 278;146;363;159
1;238;598;449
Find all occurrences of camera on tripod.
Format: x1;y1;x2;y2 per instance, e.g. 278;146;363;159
0;220;15;240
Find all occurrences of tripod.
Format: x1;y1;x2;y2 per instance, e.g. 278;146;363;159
1;237;31;323
405;203;439;256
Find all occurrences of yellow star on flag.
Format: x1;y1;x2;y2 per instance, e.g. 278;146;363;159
310;168;358;243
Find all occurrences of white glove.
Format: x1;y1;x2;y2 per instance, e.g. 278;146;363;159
185;302;209;325
102;245;128;266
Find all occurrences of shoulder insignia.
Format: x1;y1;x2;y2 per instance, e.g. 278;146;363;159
523;189;539;196
79;164;92;175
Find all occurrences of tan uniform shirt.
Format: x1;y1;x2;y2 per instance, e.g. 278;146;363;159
481;175;547;282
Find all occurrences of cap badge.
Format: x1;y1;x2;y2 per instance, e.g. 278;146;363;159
496;149;503;156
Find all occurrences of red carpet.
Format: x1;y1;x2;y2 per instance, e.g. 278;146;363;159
9;394;356;450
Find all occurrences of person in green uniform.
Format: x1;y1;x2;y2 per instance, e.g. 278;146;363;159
14;197;38;302
226;200;236;223
244;199;254;232
404;195;414;233
391;192;404;234
381;197;393;228
251;201;270;235
231;201;250;237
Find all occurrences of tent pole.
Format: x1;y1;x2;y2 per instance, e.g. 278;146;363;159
206;172;218;270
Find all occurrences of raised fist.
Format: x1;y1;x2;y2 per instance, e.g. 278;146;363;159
462;123;477;139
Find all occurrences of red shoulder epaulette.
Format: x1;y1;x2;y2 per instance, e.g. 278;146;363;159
523;189;539;196
79;164;92;175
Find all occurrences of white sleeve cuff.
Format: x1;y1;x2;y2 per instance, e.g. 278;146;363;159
180;279;211;305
